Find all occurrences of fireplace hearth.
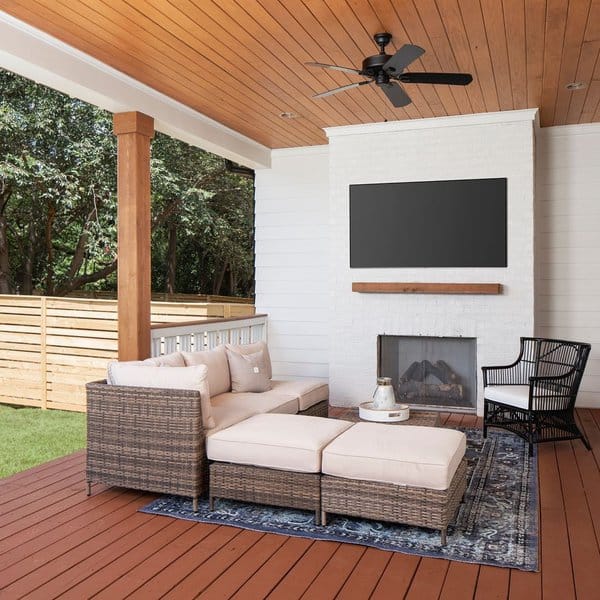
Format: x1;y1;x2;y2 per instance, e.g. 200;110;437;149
378;335;477;410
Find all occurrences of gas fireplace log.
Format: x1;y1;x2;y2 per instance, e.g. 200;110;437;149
397;381;464;401
399;360;461;385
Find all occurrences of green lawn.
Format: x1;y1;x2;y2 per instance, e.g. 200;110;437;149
0;404;86;479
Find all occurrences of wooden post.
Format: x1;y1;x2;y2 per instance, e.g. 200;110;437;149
113;112;154;361
40;296;47;409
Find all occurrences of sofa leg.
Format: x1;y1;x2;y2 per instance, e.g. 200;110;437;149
321;510;327;526
314;509;321;526
193;497;198;512
440;528;447;546
209;495;215;511
86;481;92;497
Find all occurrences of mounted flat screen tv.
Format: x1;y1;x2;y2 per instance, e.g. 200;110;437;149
349;178;507;268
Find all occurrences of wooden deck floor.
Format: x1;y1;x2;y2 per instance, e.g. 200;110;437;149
1;410;600;599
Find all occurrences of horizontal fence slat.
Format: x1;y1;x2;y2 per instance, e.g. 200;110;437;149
0;294;256;412
0;332;41;344
46;353;114;369
0;396;42;408
45;317;119;331
0;314;41;325
47;327;118;340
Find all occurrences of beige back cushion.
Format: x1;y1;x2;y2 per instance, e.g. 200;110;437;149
226;340;272;379
107;362;214;429
143;351;185;367
226;349;272;393
181;345;231;396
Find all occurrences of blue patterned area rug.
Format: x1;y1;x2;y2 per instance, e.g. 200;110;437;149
140;428;538;571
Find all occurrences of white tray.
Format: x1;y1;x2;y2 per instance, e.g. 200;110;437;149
358;402;410;422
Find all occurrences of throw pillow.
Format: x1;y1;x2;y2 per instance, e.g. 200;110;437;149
107;363;214;429
225;340;272;379
143;351;185;367
181;345;231;396
226;348;272;393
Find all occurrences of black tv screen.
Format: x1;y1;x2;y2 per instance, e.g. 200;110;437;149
349;178;507;268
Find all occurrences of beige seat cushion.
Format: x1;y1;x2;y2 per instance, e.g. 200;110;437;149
322;423;466;490
226;341;272;379
212;389;298;419
208;400;263;435
485;385;530;410
107;363;214;429
207;413;353;472
270;379;329;411
182;345;231;396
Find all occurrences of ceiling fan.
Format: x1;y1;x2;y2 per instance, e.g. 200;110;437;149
306;32;473;107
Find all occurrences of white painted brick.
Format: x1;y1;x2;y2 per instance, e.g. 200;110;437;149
328;118;536;413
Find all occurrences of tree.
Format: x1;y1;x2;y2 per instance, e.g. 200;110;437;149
151;133;255;296
0;69;255;297
0;69;117;295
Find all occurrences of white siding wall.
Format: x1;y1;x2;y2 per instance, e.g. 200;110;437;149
536;123;600;407
254;147;330;381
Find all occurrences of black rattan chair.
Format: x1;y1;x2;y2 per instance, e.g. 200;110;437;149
482;337;591;456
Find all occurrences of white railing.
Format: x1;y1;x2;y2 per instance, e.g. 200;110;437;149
150;314;268;356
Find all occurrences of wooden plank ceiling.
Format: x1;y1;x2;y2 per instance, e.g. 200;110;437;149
1;0;599;148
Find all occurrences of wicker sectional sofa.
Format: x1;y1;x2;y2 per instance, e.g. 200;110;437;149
86;342;329;510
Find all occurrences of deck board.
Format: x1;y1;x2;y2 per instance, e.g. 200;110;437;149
0;409;599;599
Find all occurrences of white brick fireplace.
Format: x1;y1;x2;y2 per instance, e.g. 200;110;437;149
326;110;537;414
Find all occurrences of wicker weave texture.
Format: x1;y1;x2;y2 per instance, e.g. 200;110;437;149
209;463;321;513
86;381;207;499
297;400;329;417
321;458;467;532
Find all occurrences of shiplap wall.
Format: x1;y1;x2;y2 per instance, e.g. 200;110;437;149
254;147;329;381
536;123;600;408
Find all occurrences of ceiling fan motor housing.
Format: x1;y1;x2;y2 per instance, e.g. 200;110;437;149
361;53;393;77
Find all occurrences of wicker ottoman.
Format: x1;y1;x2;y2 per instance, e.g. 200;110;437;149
321;423;467;545
207;413;352;524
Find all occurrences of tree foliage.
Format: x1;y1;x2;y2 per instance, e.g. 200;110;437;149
0;69;255;296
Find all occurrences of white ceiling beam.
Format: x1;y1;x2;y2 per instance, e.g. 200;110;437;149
0;10;271;169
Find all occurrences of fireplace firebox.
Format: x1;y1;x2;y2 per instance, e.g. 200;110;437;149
378;335;477;410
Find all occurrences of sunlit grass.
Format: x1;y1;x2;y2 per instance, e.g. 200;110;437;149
0;404;86;478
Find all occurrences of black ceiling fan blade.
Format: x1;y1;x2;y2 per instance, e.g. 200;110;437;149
383;44;425;75
305;61;362;75
379;82;412;107
313;80;372;99
399;72;473;85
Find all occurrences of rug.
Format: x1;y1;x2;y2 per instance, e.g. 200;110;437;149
140;428;539;571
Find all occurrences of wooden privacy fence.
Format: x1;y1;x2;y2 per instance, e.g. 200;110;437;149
0;295;255;412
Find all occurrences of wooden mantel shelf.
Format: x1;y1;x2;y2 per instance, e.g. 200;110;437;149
352;282;503;295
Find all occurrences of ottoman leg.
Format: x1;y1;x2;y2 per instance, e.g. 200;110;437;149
314;509;321;526
209;495;215;511
192;497;198;512
321;510;327;526
441;528;447;546
86;481;92;497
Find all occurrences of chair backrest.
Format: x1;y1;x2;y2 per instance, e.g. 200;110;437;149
520;337;591;407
